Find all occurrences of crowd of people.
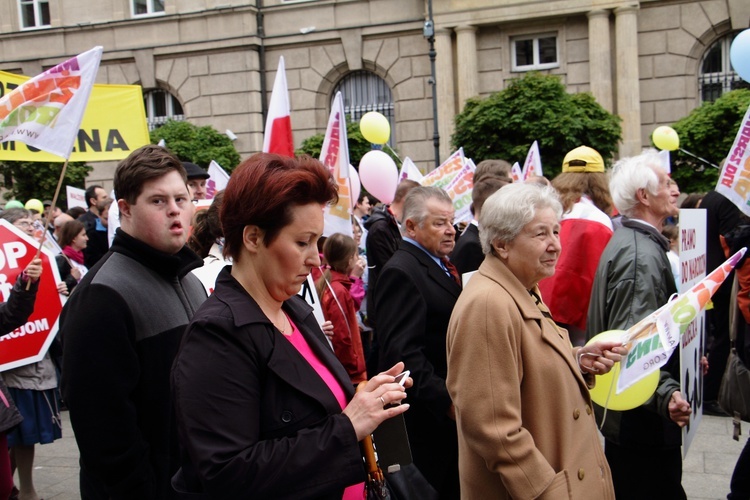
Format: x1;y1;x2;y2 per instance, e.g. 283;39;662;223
0;142;745;500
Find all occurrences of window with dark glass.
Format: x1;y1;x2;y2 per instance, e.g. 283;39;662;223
19;0;50;29
143;89;184;131
511;34;559;71
698;32;749;103
132;0;165;16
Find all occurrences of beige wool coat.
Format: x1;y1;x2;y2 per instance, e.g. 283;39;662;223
446;254;614;500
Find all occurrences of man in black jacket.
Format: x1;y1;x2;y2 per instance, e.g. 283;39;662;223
60;145;207;499
376;186;461;498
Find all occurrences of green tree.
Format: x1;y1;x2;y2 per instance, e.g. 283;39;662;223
452;72;622;179
296;120;399;168
150;120;241;172
670;89;750;193
0;160;92;209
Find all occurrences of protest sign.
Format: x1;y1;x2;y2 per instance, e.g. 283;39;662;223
66;185;87;209
0;220;64;371
422;148;465;190
678;209;707;456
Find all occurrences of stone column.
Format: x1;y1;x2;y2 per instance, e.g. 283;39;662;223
587;10;613;112
435;28;456;162
615;5;642;157
455;25;478;111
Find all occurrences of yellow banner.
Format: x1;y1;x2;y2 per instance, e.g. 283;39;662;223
0;70;150;162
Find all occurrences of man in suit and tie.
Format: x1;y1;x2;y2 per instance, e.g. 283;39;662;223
451;175;509;276
375;186;461;499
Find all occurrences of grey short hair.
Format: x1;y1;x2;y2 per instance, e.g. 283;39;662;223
609;149;664;218
479;183;562;255
400;186;453;232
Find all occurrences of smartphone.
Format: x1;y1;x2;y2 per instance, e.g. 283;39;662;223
394;370;410;387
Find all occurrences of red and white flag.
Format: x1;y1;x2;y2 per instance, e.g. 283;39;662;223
0;46;102;159
521;140;543;181
321;92;353;237
262;56;294;157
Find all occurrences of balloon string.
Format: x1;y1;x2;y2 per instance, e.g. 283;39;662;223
678;148;720;169
598;367;617;431
384;144;402;165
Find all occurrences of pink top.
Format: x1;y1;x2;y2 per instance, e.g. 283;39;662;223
284;317;364;500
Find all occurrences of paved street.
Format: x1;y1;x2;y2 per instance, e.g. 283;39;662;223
24;411;748;499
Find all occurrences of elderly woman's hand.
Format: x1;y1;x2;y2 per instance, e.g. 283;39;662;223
575;341;628;376
342;362;411;441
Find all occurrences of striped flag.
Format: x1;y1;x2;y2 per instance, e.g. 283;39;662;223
262;57;294;157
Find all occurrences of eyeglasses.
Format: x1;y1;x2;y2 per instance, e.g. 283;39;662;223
14;220;32;228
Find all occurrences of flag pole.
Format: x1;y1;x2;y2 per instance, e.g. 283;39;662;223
28;158;69;290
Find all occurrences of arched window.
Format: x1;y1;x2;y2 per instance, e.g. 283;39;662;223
698;32;749;102
332;71;395;146
143;89;184;130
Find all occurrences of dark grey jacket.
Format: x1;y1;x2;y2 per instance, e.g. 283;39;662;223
587;218;682;448
61;229;206;499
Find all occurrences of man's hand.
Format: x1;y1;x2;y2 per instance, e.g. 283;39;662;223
668;391;691;427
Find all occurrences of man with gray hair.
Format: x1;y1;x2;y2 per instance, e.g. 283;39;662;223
587;149;689;500
375;185;461;498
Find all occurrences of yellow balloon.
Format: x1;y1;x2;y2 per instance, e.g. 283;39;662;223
652;126;680;151
24;198;44;214
587;330;660;411
359;112;391;144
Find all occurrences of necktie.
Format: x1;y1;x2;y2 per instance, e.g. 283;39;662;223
441;257;462;288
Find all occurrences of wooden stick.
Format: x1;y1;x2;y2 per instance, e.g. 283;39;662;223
27;158;69;290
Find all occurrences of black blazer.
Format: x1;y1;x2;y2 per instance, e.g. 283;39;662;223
375;240;460;417
450;224;483;276
172;268;364;499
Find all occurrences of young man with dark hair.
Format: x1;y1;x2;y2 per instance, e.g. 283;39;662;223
61;145;207;499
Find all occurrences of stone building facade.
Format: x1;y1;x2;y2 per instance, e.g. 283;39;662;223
0;0;748;186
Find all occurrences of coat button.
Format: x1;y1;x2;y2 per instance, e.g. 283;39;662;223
281;411;293;423
586;405;592;415
578;468;585;480
573;408;580;419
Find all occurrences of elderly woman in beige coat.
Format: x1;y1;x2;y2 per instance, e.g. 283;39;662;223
446;183;626;500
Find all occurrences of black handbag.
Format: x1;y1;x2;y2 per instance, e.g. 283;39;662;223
357;382;438;500
718;275;750;439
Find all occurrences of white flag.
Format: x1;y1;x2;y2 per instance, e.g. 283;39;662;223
521;141;543;180
321;92;353;237
206;160;230;199
716;103;750;217
0;46;102;159
399;157;424;182
510;162;522;183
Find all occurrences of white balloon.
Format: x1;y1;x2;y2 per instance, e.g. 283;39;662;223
358;150;398;204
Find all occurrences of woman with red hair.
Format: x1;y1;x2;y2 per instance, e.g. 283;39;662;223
172;153;411;499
